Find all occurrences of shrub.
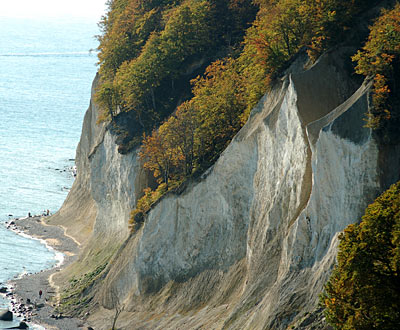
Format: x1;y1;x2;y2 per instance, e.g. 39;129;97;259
321;181;400;329
129;184;168;232
352;3;400;142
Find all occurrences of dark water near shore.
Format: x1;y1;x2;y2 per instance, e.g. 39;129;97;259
0;17;99;326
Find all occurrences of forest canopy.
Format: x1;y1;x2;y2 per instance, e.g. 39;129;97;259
94;2;400;327
94;0;391;229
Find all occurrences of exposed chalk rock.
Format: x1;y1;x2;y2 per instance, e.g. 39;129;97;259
51;46;400;330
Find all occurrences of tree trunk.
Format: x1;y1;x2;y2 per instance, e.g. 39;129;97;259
150;87;156;110
112;307;122;330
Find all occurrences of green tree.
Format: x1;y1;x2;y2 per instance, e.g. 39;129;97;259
139;123;182;188
96;0;257;130
97;0;165;78
322;181;400;330
111;0;217;130
191;59;246;167
95;80;122;122
168;101;200;176
352;3;400;142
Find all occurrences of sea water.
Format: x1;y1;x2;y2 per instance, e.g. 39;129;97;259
0;16;99;326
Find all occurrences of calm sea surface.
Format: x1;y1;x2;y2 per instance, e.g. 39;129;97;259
0;16;99;326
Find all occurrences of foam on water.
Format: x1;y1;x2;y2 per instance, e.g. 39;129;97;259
0;16;98;326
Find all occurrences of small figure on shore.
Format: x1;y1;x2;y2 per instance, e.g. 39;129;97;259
46;209;50;216
39;290;42;299
28;212;31;218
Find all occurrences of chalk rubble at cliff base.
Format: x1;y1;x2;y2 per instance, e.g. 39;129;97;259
48;47;400;330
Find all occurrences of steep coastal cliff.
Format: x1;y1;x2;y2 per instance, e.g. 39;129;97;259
47;41;400;329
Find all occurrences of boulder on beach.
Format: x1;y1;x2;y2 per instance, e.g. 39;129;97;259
0;309;13;321
5;321;29;329
0;286;8;293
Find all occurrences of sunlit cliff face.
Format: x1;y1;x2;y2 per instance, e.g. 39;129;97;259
50;43;400;329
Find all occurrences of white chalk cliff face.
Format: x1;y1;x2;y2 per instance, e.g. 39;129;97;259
53;48;400;329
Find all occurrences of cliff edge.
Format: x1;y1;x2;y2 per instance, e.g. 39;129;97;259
49;45;400;329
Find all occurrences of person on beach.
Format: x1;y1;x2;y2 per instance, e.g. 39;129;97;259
39;290;42;298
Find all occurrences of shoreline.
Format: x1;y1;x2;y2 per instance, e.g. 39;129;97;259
2;216;90;330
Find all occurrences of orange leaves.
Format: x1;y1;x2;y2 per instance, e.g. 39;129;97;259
191;58;248;164
353;4;400;76
140;125;182;187
245;0;366;76
322;182;400;329
139;57;247;190
352;3;400;131
139;98;202;189
129;183;168;232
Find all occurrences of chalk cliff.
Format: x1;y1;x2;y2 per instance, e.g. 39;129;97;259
49;45;400;329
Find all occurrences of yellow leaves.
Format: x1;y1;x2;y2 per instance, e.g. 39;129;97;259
121;0;400;232
252;0;361;63
138;56;248;205
129;183;169;232
351;4;400;131
322;181;400;328
380;52;395;64
344;224;356;234
140;97;201;186
96;0;226;131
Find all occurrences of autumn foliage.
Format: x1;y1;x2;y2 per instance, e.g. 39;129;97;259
242;0;370;88
321;181;400;329
96;0;257;131
95;0;391;230
352;3;400;143
134;0;372;205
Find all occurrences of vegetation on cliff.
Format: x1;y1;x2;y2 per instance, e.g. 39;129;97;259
352;3;400;144
322;181;400;329
57;263;108;315
96;0;257;127
322;8;400;324
322;6;400;327
94;0;396;230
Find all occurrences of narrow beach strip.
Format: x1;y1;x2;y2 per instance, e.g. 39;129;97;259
2;216;89;330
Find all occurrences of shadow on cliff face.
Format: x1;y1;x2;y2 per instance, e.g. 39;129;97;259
52;3;400;329
81;44;394;330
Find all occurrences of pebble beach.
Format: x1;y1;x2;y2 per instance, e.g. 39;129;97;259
1;216;91;330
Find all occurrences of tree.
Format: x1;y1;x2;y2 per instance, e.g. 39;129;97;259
352;3;400;142
191;59;246;167
139;125;182;188
99;0;219;130
95;80;122;122
321;181;400;330
168;101;199;176
110;287;125;330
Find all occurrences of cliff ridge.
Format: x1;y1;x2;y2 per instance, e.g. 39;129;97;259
49;46;400;329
